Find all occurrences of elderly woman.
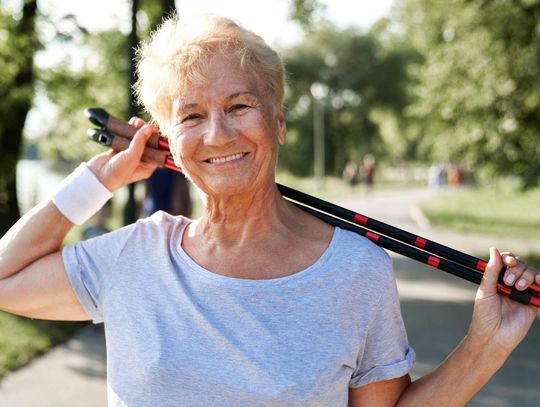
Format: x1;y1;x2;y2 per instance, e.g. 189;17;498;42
0;14;538;407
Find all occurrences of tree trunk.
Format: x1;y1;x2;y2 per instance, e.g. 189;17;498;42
123;0;140;226
0;0;38;235
123;0;178;225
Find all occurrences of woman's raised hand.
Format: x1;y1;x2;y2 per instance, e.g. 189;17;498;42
87;117;158;192
468;248;538;357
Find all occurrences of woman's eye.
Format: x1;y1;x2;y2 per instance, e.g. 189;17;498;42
182;114;202;123
229;104;250;113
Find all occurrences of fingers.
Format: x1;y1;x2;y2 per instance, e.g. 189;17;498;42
116;125;159;174
500;252;538;291
477;247;503;299
89;124;158;191
126;124;156;158
130;161;158;183
128;116;145;128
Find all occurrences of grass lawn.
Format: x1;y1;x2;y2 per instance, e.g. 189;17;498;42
0;312;85;380
421;187;540;240
421;187;540;268
526;253;540;270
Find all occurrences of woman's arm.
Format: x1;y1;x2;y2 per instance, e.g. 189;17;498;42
349;338;502;407
349;374;411;406
349;248;538;406
0;199;85;319
0;121;157;320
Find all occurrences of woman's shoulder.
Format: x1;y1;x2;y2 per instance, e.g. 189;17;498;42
81;211;188;249
70;211;188;253
334;227;391;266
330;227;394;285
138;210;190;228
127;211;190;240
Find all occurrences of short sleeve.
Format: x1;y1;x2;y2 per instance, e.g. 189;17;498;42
349;263;415;388
62;224;136;324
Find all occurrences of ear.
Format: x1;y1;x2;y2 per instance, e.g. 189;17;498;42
276;111;287;145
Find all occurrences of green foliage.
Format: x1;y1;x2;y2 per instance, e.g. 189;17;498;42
280;24;413;176
36;0;174;170
397;0;540;189
141;0;176;32
287;0;327;30
38;29;129;168
0;311;84;379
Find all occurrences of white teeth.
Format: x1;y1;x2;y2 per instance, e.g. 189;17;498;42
208;153;245;164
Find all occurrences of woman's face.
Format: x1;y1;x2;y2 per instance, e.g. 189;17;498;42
168;54;286;198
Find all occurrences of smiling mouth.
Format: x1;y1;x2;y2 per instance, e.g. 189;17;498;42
205;152;248;164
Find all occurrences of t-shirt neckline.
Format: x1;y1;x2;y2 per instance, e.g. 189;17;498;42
173;220;340;287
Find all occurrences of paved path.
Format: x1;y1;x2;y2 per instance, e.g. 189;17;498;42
1;187;538;406
0;324;107;406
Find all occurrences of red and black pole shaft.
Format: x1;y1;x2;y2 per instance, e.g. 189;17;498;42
277;183;540;295
292;202;540;307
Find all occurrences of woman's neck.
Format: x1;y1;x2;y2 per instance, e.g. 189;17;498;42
190;183;291;246
182;183;335;280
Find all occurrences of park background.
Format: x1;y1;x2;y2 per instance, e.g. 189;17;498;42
1;0;539;405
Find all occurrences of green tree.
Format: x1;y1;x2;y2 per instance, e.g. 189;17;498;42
38;0;174;163
288;0;327;30
39;28;129;168
0;0;38;235
397;0;540;188
36;0;174;224
281;24;412;176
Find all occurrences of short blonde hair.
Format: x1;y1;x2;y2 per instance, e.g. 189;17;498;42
134;13;285;133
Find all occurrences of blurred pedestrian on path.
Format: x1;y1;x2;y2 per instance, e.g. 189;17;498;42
342;160;360;187
361;153;376;191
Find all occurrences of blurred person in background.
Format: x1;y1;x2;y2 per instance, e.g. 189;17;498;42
361;153;376;191
428;162;446;190
447;163;462;187
342;159;360;187
142;169;192;217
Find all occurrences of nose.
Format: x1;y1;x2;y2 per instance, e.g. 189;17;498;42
204;111;235;147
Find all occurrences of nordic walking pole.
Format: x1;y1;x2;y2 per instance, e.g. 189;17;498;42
85;107;540;306
277;183;540;295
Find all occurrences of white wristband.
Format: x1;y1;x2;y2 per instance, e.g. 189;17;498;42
52;163;113;225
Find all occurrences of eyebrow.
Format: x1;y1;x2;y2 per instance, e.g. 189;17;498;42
226;91;258;101
175;91;259;113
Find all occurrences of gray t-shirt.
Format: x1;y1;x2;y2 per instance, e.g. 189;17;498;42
63;211;414;407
